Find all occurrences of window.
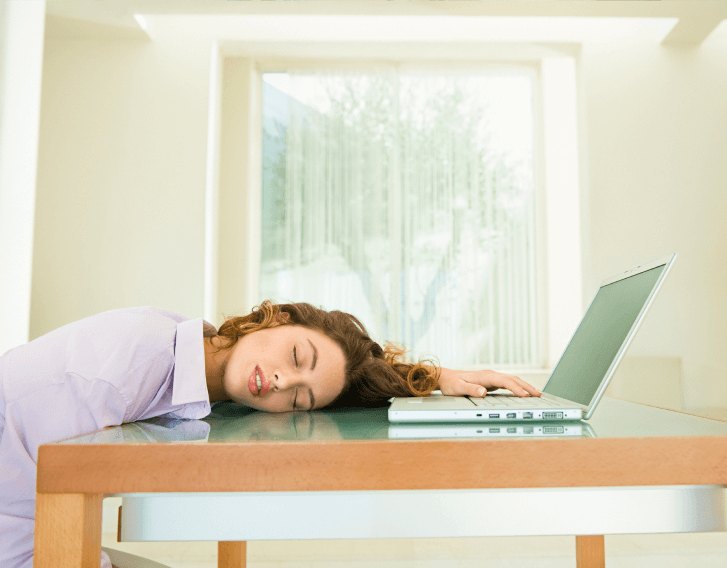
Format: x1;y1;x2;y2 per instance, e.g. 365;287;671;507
260;68;539;368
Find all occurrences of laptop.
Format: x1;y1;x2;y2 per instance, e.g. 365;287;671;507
388;254;677;423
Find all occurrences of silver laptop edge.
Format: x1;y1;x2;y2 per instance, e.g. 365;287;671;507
569;253;677;419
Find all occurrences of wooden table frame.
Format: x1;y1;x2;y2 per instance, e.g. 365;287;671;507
35;435;727;568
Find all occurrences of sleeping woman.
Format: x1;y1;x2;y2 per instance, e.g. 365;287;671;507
0;301;540;568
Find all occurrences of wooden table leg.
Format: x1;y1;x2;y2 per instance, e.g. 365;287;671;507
35;493;104;568
219;541;247;568
576;535;605;568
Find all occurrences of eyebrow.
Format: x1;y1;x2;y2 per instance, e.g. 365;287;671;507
306;339;318;411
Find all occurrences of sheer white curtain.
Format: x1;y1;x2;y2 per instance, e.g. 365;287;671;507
261;69;538;368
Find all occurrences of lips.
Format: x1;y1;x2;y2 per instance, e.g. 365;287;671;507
248;365;270;397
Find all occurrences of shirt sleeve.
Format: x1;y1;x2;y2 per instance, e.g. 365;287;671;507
0;378;126;568
4;374;127;464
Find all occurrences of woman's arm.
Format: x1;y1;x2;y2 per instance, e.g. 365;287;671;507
437;367;541;398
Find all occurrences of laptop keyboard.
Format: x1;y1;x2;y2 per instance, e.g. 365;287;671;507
470;396;560;408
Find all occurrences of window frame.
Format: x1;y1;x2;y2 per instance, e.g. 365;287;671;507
207;48;583;377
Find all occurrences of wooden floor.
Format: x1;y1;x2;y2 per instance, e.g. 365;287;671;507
102;497;727;568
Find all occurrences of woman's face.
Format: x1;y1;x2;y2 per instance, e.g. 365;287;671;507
222;324;347;412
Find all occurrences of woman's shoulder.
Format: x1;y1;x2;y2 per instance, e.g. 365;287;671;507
17;307;191;347
2;307;192;399
81;306;190;327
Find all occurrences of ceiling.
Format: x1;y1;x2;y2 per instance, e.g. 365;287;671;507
44;0;727;46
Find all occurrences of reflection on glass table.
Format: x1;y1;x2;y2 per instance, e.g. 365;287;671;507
62;397;727;446
388;421;595;439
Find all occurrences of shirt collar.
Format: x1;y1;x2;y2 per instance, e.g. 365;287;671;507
172;318;211;407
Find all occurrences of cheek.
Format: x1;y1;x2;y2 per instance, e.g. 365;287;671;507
278;390;295;411
258;392;291;413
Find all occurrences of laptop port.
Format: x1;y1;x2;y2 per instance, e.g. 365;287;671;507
507;427;517;433
489;428;500;433
506;413;516;419
489;413;500;418
543;412;564;420
476;414;482;417
523;412;533;419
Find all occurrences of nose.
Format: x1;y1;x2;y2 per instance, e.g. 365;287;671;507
271;372;291;392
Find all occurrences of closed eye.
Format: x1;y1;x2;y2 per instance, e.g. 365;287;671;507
292;347;300;410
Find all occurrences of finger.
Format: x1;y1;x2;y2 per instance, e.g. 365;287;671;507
509;380;530;397
466;381;488;397
509;376;541;397
501;376;534;397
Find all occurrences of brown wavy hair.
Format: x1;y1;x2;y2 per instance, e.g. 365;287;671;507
207;300;441;408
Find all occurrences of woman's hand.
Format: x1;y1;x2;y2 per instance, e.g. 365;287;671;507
437;368;541;398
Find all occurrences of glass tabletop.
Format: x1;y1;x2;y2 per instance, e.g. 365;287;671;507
56;397;727;445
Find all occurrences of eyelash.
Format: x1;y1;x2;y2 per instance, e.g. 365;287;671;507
293;346;299;410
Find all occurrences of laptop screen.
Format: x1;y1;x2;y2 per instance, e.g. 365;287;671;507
543;264;667;406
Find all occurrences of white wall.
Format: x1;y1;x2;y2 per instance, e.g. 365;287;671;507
0;0;45;354
581;23;727;409
32;37;211;338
